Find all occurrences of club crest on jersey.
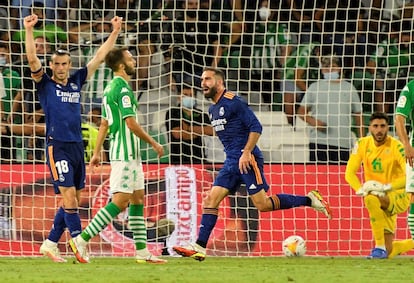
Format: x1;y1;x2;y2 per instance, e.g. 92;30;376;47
122;95;132;108
70;83;78;90
219;107;225;116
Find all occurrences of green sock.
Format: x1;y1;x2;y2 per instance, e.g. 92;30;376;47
129;204;147;250
81;202;121;241
408;204;414;241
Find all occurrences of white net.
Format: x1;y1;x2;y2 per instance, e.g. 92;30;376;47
0;0;413;257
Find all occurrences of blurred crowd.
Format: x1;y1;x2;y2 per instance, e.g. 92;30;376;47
1;0;414;163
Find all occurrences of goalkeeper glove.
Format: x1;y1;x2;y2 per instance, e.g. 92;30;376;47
356;180;391;197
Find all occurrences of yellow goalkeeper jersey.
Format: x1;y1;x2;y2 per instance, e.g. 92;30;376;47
345;135;406;192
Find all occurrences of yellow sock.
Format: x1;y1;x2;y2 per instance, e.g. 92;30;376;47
389;239;414;259
364;195;386;247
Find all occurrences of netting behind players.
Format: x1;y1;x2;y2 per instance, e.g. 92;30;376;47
1;1;413;257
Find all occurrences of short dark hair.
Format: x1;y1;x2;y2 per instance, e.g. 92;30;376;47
105;47;129;71
203;67;226;81
369;112;389;124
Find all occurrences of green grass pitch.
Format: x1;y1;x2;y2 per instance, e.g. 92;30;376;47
0;256;413;283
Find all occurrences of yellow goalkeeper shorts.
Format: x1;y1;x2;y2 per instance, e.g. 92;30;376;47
382;189;410;233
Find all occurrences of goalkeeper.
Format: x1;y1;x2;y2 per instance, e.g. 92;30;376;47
345;112;412;259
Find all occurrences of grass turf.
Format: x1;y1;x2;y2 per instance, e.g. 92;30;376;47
0;256;413;283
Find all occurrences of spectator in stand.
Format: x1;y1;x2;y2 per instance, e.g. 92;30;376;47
251;0;295;106
11;0;58;28
344;8;377;113
164;0;222;87
314;0;359;57
366;20;412;113
165;83;213;164
12;1;68;49
287;0;321;44
281;41;320;126
137;34;173;93
297;55;363;164
0;42;23;162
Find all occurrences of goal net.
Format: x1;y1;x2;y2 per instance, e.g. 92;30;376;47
1;0;413;258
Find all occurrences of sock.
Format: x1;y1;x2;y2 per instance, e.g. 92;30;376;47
64;208;82;238
389;239;414;259
364;195;386;247
274;194;309;210
48;207;66;242
196;208;218;248
129;204;147;251
81;202;121;241
408;204;414;240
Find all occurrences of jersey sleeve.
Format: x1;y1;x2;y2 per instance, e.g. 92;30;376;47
345;139;364;192
390;140;406;190
236;98;262;134
395;84;413;118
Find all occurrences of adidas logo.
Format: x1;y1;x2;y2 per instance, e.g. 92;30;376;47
248;184;257;190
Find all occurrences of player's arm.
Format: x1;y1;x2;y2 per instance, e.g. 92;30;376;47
125;116;164;158
389;141;408;190
345;143;363;192
24;14;43;82
90;118;109;167
86;16;122;80
395;113;414;167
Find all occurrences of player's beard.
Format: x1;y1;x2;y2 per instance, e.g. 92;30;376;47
373;132;387;144
204;86;217;99
124;64;135;77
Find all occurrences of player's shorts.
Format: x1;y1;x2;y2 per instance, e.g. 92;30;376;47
110;160;145;194
405;163;414;193
213;155;269;195
372;189;409;233
46;140;85;194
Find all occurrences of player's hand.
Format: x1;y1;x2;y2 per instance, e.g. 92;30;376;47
111;16;123;32
355;187;368;196
362;180;391;195
23;14;38;29
152;142;164;159
404;145;414;167
239;150;252;174
89;154;101;172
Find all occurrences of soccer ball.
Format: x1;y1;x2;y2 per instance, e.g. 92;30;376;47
282;235;306;257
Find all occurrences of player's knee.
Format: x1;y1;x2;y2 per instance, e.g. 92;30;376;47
364;194;381;210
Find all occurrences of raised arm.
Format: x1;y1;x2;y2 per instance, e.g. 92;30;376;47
24;14;43;80
86;16;123;79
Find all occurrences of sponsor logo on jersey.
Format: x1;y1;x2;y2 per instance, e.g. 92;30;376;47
56;90;80;103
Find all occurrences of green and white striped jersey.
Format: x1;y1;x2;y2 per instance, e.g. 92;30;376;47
102;76;141;161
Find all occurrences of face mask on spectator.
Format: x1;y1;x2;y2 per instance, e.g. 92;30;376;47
182;96;197;109
0;56;6;66
259;7;271;21
323;72;340;80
